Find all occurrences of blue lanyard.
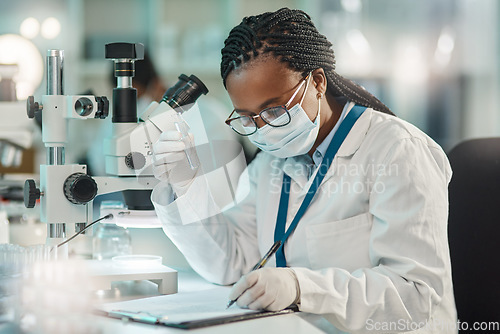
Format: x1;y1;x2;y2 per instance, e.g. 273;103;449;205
273;105;366;267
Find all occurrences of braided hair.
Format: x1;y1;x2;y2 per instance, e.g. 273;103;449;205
221;8;393;115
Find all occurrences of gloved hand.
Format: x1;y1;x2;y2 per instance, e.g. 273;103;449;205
152;130;199;196
229;268;300;311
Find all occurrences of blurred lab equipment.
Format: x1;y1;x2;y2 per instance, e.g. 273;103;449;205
0;34;42;170
0;210;9;243
1;199;45;247
0;243;100;334
0;34;44;101
0;64;34;168
0;243;58;331
0;244;25;327
0;64;18;101
92;201;131;260
0;100;34;168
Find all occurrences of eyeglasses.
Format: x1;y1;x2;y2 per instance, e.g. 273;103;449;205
225;72;313;136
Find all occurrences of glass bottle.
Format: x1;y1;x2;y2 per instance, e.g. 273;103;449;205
92;201;132;260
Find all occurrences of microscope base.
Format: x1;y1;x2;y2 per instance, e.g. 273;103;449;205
86;259;178;295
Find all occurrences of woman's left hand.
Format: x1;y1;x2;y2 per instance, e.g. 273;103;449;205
229;268;300;311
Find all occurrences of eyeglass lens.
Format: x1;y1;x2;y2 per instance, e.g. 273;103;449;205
229;106;291;135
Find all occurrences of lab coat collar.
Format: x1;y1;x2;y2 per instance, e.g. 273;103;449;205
336;107;373;157
282;155;312;189
280;108;373;191
313;107;373;188
312;100;353;166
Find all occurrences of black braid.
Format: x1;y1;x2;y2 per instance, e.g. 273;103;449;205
221;7;394;115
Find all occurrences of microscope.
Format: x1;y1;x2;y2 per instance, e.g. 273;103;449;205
22;43;208;292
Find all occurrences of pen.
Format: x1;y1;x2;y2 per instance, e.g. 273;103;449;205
226;240;282;309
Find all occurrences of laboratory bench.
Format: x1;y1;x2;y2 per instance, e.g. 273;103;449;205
0;263;334;334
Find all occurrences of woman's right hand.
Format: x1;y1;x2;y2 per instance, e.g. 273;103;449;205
152;130;199;196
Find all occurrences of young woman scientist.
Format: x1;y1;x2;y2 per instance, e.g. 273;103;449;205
151;8;456;334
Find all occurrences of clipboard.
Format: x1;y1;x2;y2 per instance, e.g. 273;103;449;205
97;305;299;329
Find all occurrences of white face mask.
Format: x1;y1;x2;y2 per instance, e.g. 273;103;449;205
249;98;321;158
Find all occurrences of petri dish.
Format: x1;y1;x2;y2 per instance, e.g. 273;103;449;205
112;255;162;268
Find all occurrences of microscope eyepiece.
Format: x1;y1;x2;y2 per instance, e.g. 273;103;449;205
161;74;190;103
163;74;209;112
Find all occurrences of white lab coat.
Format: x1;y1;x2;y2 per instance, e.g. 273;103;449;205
152;107;457;334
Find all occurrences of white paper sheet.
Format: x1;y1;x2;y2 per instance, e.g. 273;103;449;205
98;285;258;324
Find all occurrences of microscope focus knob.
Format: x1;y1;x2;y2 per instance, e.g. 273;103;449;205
125;152;146;170
27;96;42;119
64;173;98;205
24;179;40;208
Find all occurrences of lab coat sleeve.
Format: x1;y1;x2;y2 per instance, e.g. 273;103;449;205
292;137;453;333
151;158;262;285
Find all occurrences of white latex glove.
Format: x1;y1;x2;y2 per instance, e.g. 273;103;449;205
229;268;300;311
152;130;199;196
